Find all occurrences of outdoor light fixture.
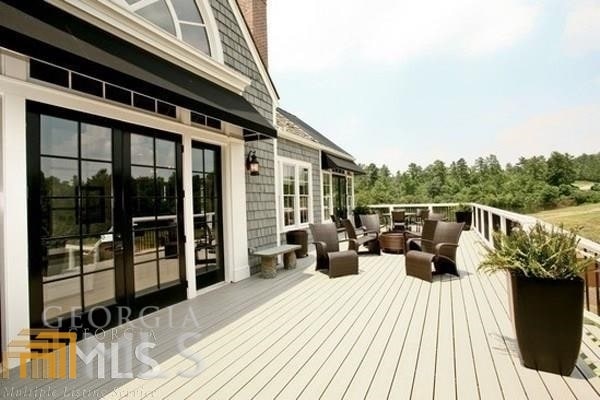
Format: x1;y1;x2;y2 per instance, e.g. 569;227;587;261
246;151;259;176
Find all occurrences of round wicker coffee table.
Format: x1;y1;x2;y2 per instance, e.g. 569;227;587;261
379;232;406;254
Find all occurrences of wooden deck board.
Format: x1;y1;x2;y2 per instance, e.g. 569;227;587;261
7;233;600;400
463;235;552;400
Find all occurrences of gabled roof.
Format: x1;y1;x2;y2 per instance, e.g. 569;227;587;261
276;107;354;160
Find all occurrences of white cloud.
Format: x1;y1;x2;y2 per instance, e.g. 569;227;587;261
494;104;600;162
563;0;600;55
268;0;540;73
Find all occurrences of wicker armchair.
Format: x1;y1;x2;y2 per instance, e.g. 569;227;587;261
310;223;359;278
405;221;464;282
360;214;382;235
391;210;406;231
406;219;438;252
342;219;380;255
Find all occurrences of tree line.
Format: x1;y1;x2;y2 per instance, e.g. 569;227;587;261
354;152;600;213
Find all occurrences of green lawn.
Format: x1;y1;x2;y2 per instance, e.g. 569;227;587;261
531;203;600;243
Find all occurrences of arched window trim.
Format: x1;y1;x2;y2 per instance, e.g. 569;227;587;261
49;0;247;93
113;0;223;62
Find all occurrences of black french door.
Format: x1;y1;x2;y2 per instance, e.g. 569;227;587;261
191;142;224;290
332;174;347;219
27;102;186;332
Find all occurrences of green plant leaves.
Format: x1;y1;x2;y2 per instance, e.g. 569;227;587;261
479;223;589;279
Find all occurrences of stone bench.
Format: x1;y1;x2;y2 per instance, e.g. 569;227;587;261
253;244;302;278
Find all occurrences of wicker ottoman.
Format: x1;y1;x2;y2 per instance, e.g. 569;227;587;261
328;250;359;278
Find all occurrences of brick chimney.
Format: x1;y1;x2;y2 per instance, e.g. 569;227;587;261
237;0;268;68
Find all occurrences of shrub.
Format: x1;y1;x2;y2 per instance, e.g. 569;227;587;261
479;223;588;280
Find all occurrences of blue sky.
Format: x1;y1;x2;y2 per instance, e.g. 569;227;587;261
268;0;600;172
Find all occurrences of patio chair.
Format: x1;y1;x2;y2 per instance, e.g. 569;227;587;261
391;210;406;231
360;214;383;235
405;221;465;282
330;214;347;239
414;209;430;231
310;223;359;278
405;219;438;252
342;219;380;255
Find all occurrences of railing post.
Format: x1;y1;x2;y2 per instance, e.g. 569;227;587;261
500;216;507;236
488;210;495;248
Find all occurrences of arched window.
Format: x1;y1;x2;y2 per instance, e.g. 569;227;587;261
112;0;212;56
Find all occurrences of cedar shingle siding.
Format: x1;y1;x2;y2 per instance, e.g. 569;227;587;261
245;139;278;273
210;0;272;120
211;0;277;271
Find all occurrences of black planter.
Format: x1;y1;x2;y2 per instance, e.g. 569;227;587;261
455;211;472;230
510;272;584;375
285;229;308;258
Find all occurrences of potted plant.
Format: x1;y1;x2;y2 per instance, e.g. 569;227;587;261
454;203;472;230
479;223;589;375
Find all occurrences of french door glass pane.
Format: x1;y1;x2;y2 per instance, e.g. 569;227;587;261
131;166;155;197
155;139;176;168
131;134;154;165
81;197;112;234
135;261;158;293
42;238;81;281
84;270;116;307
134;228;158;265
43;277;82;319
156;168;177;197
81;124;112;161
82;161;112;195
40;115;78;157
42;198;78;237
41;157;78;196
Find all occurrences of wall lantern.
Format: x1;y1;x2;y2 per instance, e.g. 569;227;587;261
246;151;259;176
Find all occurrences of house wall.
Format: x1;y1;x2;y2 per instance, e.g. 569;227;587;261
210;0;278;272
245;139;278;273
211;0;273;120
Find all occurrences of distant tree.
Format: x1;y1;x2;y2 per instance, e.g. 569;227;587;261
353;151;600;213
546;152;576;186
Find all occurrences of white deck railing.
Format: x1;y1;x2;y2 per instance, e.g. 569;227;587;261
368;202;600;260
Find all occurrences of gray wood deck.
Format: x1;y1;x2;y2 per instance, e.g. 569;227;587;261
4;231;600;399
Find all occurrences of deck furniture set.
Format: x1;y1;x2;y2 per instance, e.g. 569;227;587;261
257;212;464;281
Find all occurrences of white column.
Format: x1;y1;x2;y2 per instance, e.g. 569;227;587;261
228;141;250;281
273;139;281;246
181;123;197;298
0;93;29;366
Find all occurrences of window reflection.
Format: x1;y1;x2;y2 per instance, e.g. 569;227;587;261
112;0;212;56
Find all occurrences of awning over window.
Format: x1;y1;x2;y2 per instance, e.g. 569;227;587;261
0;2;277;138
322;152;364;175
